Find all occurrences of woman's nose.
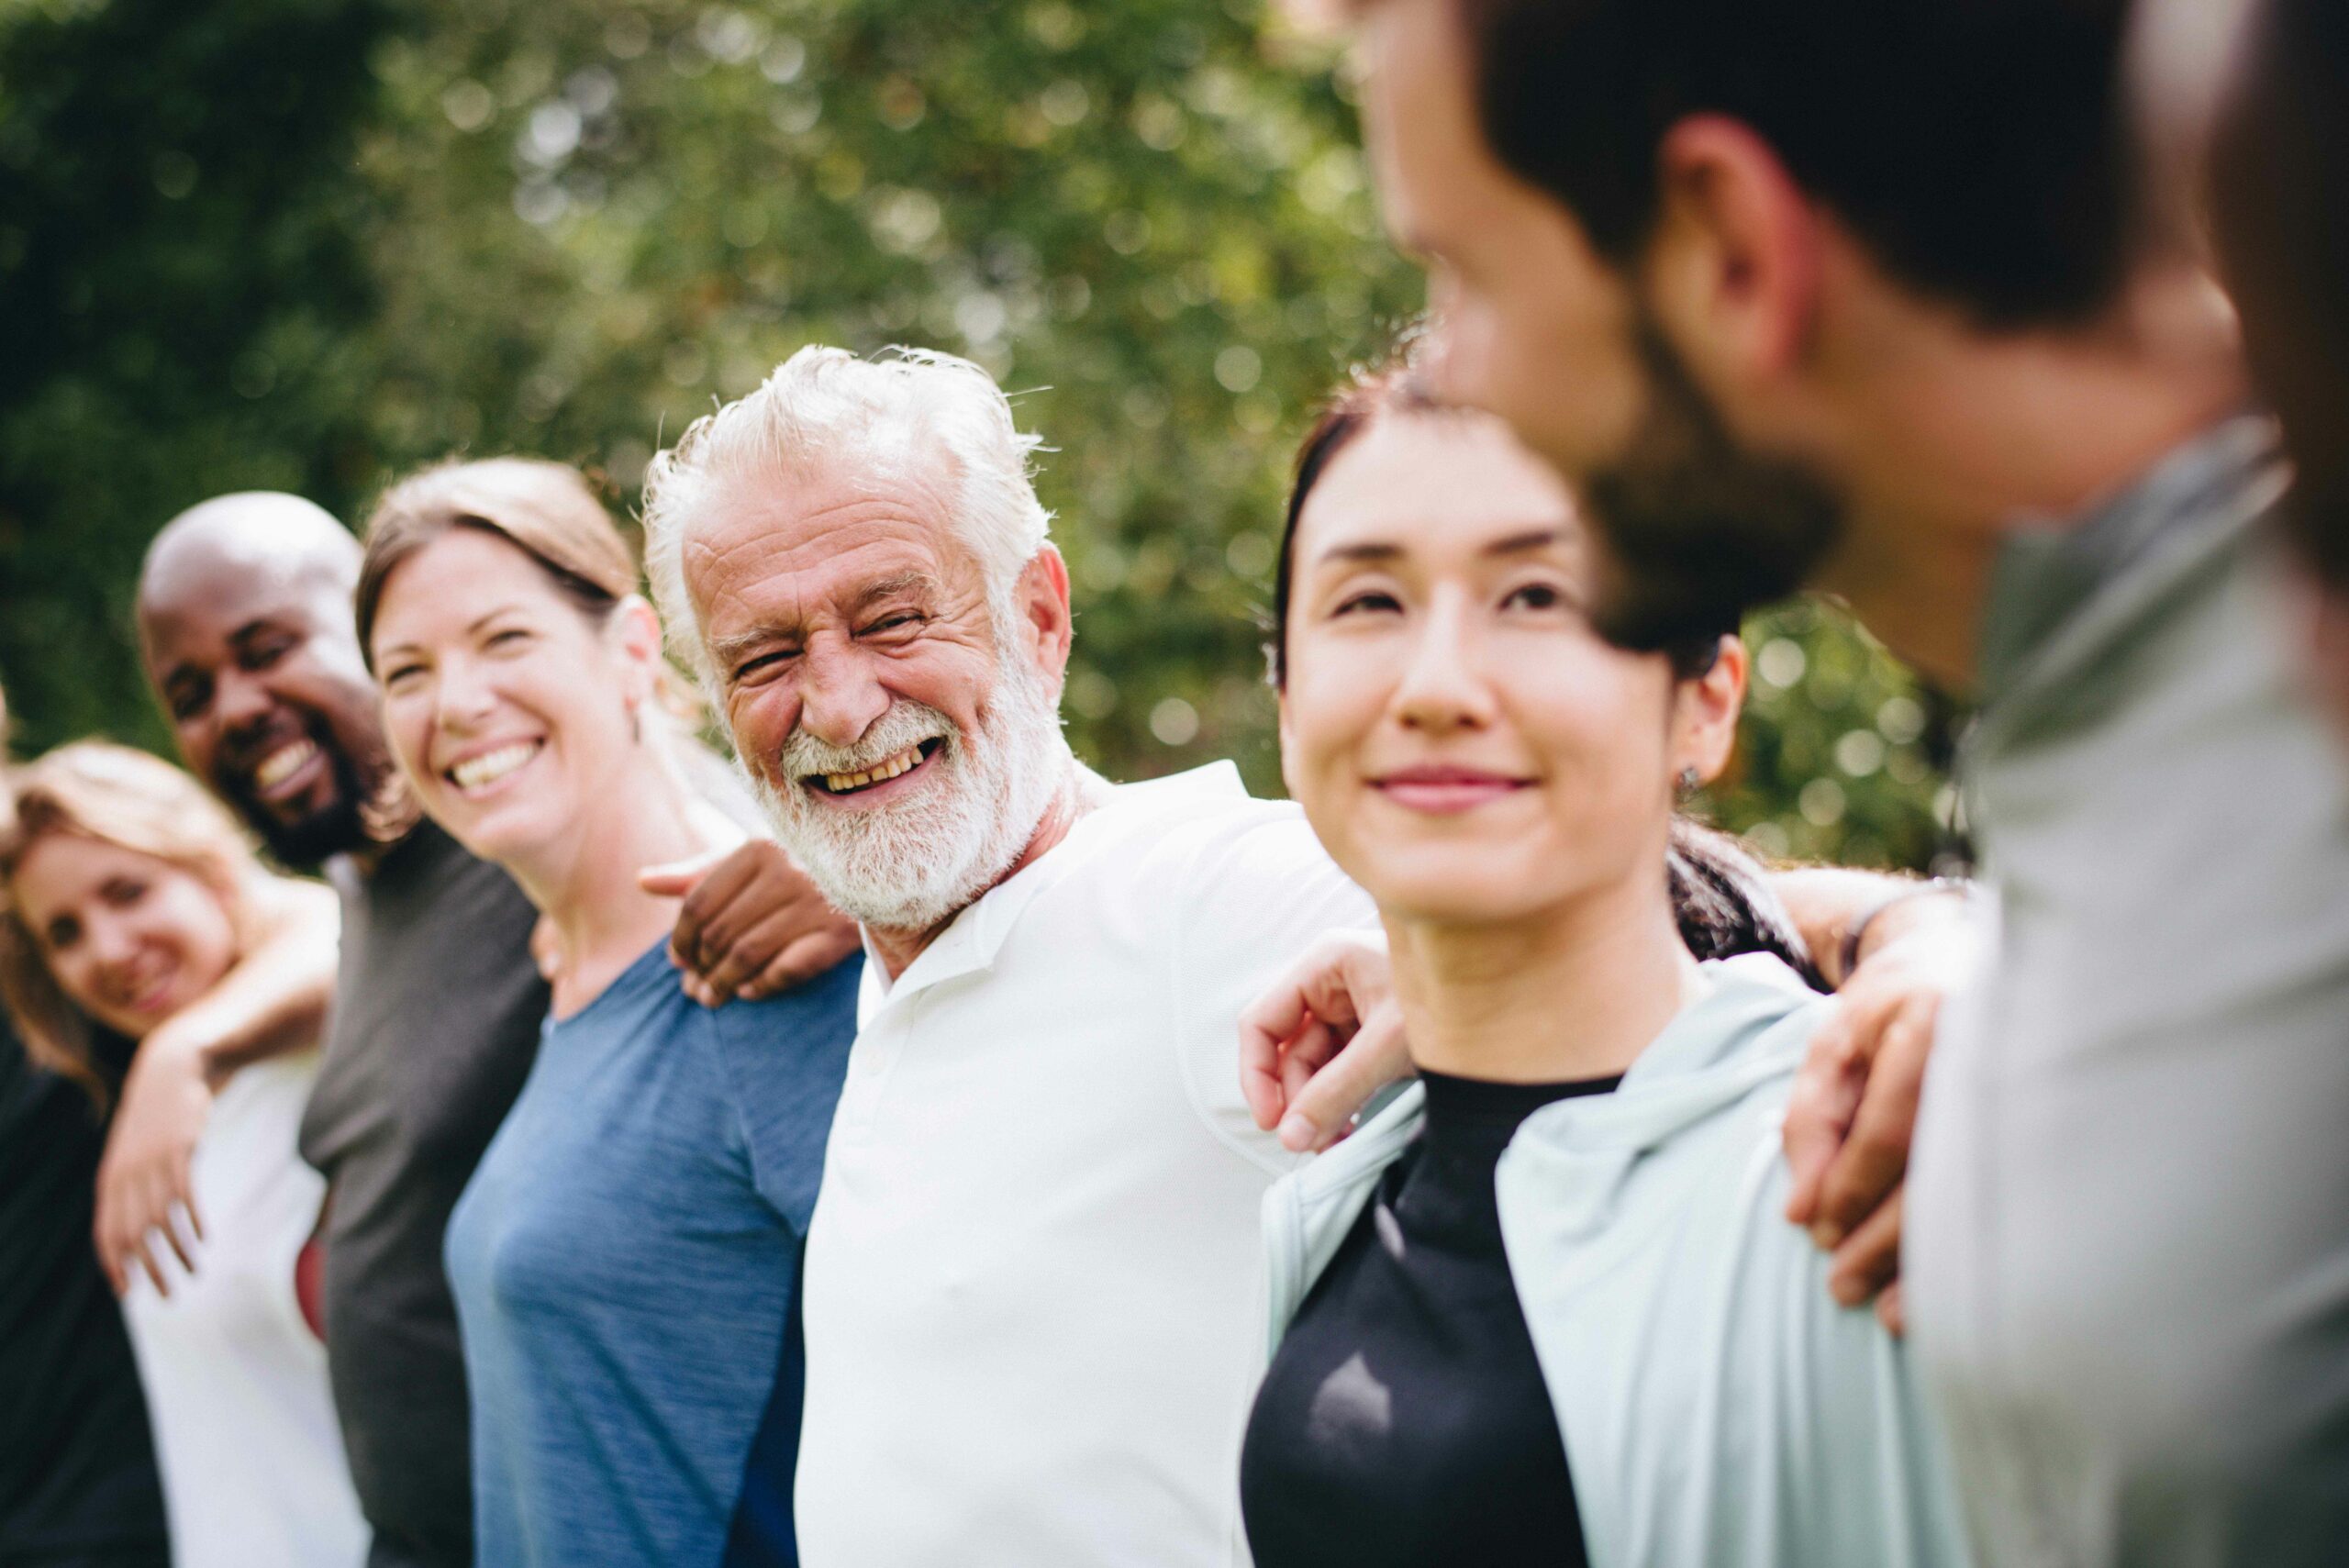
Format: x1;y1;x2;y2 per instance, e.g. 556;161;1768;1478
433;656;499;730
1392;595;1497;732
84;914;142;974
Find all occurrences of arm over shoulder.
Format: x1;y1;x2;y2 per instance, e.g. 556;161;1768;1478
1157;804;1378;1175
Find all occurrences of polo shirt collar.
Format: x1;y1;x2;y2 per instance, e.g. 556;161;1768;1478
857;761;1251;1026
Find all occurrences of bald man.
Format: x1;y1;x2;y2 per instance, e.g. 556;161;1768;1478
125;492;855;1568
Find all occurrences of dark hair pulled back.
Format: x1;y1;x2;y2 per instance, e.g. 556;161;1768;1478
1275;356;1820;991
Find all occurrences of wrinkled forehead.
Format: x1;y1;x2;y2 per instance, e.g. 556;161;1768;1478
682;459;977;621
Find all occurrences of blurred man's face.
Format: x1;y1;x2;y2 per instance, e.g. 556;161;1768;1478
139;554;390;867
1355;0;1647;483
1356;0;1845;649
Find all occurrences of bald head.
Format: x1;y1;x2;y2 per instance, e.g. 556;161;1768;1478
138;491;389;867
140;492;362;619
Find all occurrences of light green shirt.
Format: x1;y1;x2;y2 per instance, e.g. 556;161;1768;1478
1264;955;1973;1568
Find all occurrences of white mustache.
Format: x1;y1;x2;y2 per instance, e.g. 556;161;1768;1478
775;701;955;784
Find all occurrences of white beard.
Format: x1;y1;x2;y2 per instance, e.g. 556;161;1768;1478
744;649;1073;936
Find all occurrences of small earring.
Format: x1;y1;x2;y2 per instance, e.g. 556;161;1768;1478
1676;766;1701;795
629;702;642;745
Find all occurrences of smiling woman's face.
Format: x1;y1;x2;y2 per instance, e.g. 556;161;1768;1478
369;526;654;875
10;833;238;1041
1279;410;1735;928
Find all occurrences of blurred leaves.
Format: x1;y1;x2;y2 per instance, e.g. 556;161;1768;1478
0;0;1955;870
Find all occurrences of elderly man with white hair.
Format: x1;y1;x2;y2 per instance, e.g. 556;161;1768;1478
641;346;1945;1567
641;345;1377;1567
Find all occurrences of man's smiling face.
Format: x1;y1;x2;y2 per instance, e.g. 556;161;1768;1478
684;451;1072;932
138;510;392;867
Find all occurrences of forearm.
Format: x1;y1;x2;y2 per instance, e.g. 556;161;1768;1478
162;878;339;1078
1767;867;1969;991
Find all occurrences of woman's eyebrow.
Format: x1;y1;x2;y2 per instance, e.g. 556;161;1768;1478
1481;527;1565;558
1315;539;1404;566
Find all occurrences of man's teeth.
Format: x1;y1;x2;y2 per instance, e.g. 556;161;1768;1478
449;741;540;793
822;745;925;795
253;739;318;791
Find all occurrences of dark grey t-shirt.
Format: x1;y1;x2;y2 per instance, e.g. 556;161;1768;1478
301;820;545;1568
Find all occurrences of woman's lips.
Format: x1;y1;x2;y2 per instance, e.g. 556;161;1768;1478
1370;767;1533;815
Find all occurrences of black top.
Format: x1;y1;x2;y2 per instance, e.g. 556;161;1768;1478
0;1021;170;1565
300;820;547;1568
1240;1069;1620;1568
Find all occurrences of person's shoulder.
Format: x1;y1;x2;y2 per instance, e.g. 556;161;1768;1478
707;952;863;1048
1090;763;1340;891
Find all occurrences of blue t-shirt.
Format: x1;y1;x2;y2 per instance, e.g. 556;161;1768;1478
445;940;860;1568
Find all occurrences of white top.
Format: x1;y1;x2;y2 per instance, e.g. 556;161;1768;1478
122;1051;366;1568
795;762;1376;1568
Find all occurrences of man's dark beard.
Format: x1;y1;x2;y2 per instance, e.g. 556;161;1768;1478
220;737;374;870
1579;317;1848;652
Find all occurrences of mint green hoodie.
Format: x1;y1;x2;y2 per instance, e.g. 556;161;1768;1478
1259;953;1973;1568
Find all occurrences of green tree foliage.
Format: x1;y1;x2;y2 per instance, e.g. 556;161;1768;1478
0;0;1955;869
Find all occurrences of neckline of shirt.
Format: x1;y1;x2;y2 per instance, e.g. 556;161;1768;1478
858;761;1252;1016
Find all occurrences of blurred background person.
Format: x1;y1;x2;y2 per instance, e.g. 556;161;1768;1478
130;491;853;1568
2203;0;2349;723
0;681;171;1568
0;740;362;1568
1333;0;2349;1561
1241;374;1965;1567
354;458;860;1568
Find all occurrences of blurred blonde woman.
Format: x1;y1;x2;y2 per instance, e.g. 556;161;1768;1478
0;743;364;1568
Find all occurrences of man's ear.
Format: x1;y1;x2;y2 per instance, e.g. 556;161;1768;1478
1015;546;1075;694
1644;114;1823;385
1673;634;1749;785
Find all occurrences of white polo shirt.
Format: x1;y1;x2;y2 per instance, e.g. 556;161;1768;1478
794;762;1375;1567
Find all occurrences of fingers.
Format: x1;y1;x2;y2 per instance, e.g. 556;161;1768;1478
1811;999;1934;1245
179;1160;204;1245
97;1229;128;1296
160;1207;199;1278
639;846;725;899
1279;1002;1409;1153
665;847;764;969
1239;944;1363;1132
738;928;865;1003
133;1236;172;1300
695;908;804;1002
1875;1279;1907;1337
96;1156;206;1296
1782;1003;1871;1228
1827;1185;1903;1310
1241;1012;1328;1132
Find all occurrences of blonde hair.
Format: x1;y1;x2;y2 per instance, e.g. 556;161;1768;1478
0;743;266;1109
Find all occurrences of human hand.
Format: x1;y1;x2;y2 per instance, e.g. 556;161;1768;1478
1783;894;1984;1332
94;1025;215;1297
643;840;861;1007
1239;929;1409;1154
